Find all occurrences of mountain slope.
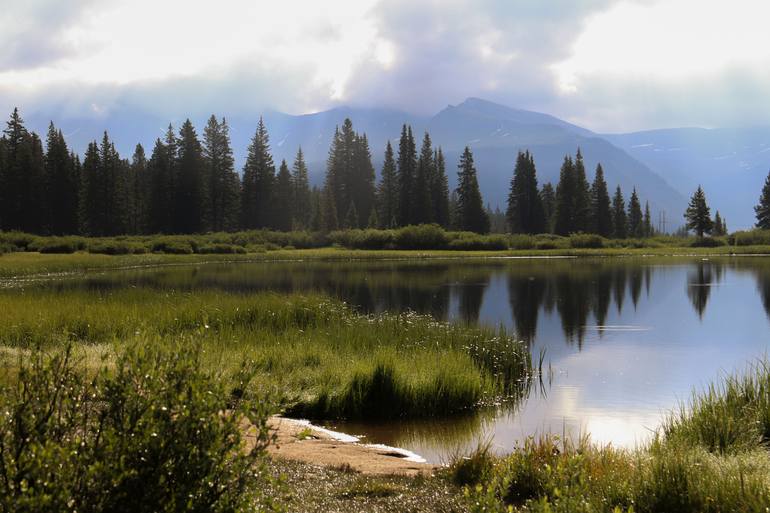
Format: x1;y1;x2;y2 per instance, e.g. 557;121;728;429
20;98;687;228
605;127;770;229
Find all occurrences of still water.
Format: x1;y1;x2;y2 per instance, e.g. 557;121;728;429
31;256;770;462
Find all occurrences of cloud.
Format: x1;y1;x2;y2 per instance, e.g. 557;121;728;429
2;0;770;132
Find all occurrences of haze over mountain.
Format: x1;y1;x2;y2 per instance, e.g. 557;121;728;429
21;97;699;229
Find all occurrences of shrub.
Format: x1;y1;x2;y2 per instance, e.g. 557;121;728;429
730;229;770;246
569;233;605;249
150;237;194;254
88;240;147;255
0;341;276;513
509;234;536;250
690;237;726;248
450;442;494;486
394;224;448;250
198;243;247;254
28;236;85;254
448;233;509;251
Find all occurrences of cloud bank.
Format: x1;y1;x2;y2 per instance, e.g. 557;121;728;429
1;0;770;131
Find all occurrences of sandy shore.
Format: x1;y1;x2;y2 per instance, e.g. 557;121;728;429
244;416;437;476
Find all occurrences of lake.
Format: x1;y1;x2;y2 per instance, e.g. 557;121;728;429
22;256;770;463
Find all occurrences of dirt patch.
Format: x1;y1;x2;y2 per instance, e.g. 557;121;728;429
245;416;436;476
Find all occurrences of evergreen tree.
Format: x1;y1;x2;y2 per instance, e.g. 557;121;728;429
128;144;149;234
376;141;398;228
274;160;294;231
414;132;434;224
507;150;545;234
175;120;208;233
684;185;713;238
589;163;612;237
612;186;627;239
203;116;240;232
351;133;376;227
572;149;592;232
291;147;311;229
344;201;358;230
553;156;575;236
627;188;643;238
319;187;338;233
713;210;724;236
147;136;174;233
367;205;379;228
396;125;417;226
241;117;275;229
44;122;78;234
455;147;490;233
643;201;652;237
540;182;556;233
78;141;101;235
432;147;450;228
755;168;770;229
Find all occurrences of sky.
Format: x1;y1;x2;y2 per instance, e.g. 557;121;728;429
1;0;770;132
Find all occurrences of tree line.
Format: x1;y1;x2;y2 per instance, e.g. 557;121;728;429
0;107;742;238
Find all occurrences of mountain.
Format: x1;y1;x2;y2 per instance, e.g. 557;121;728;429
605;127;770;229
19;98;687;228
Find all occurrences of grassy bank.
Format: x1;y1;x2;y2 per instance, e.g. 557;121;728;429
0;289;530;419
456;360;770;512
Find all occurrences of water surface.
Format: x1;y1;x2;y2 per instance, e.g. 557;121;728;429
24;256;770;462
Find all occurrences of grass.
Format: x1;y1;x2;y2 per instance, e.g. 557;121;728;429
462;359;770;512
0;288;531;419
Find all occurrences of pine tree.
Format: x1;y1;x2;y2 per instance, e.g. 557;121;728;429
643;201;652;237
376;141;398;228
319;187;338;233
203;116;240;232
291;147;311;229
553;156;575;236
241;117;275;229
147;136;173;233
396;125;417;226
612;186;627;239
432;147;450;228
344;201;358;230
128;144;149;234
351;133;376;227
755;168;770;229
367;206;379;228
78;141;101;235
572;149;591;232
713;211;724;236
0;108;28;231
175;120;208;233
590;164;612;237
540;182;556;233
627;188;643;238
455;146;490;233
274;159;294;231
507;150;545;234
684;186;713;238
414;132;434;224
44;122;79;234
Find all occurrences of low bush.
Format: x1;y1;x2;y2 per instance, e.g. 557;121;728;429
394;224;449;250
690;237;726;248
88;240;147;255
448;233;509;251
0;341;276;513
569;233;605;249
150;237;195;254
28;236;86;254
328;229;396;250
197;243;247;254
509;234;536;250
730;229;770;246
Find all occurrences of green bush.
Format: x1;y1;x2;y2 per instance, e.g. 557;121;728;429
690;237;726;248
569;233;605;249
448;233;509;251
28;236;86;254
0;341;276;513
88;240;147;255
509;234;536;250
198;243;247;254
150;237;195;254
394;224;449;250
730;229;770;246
